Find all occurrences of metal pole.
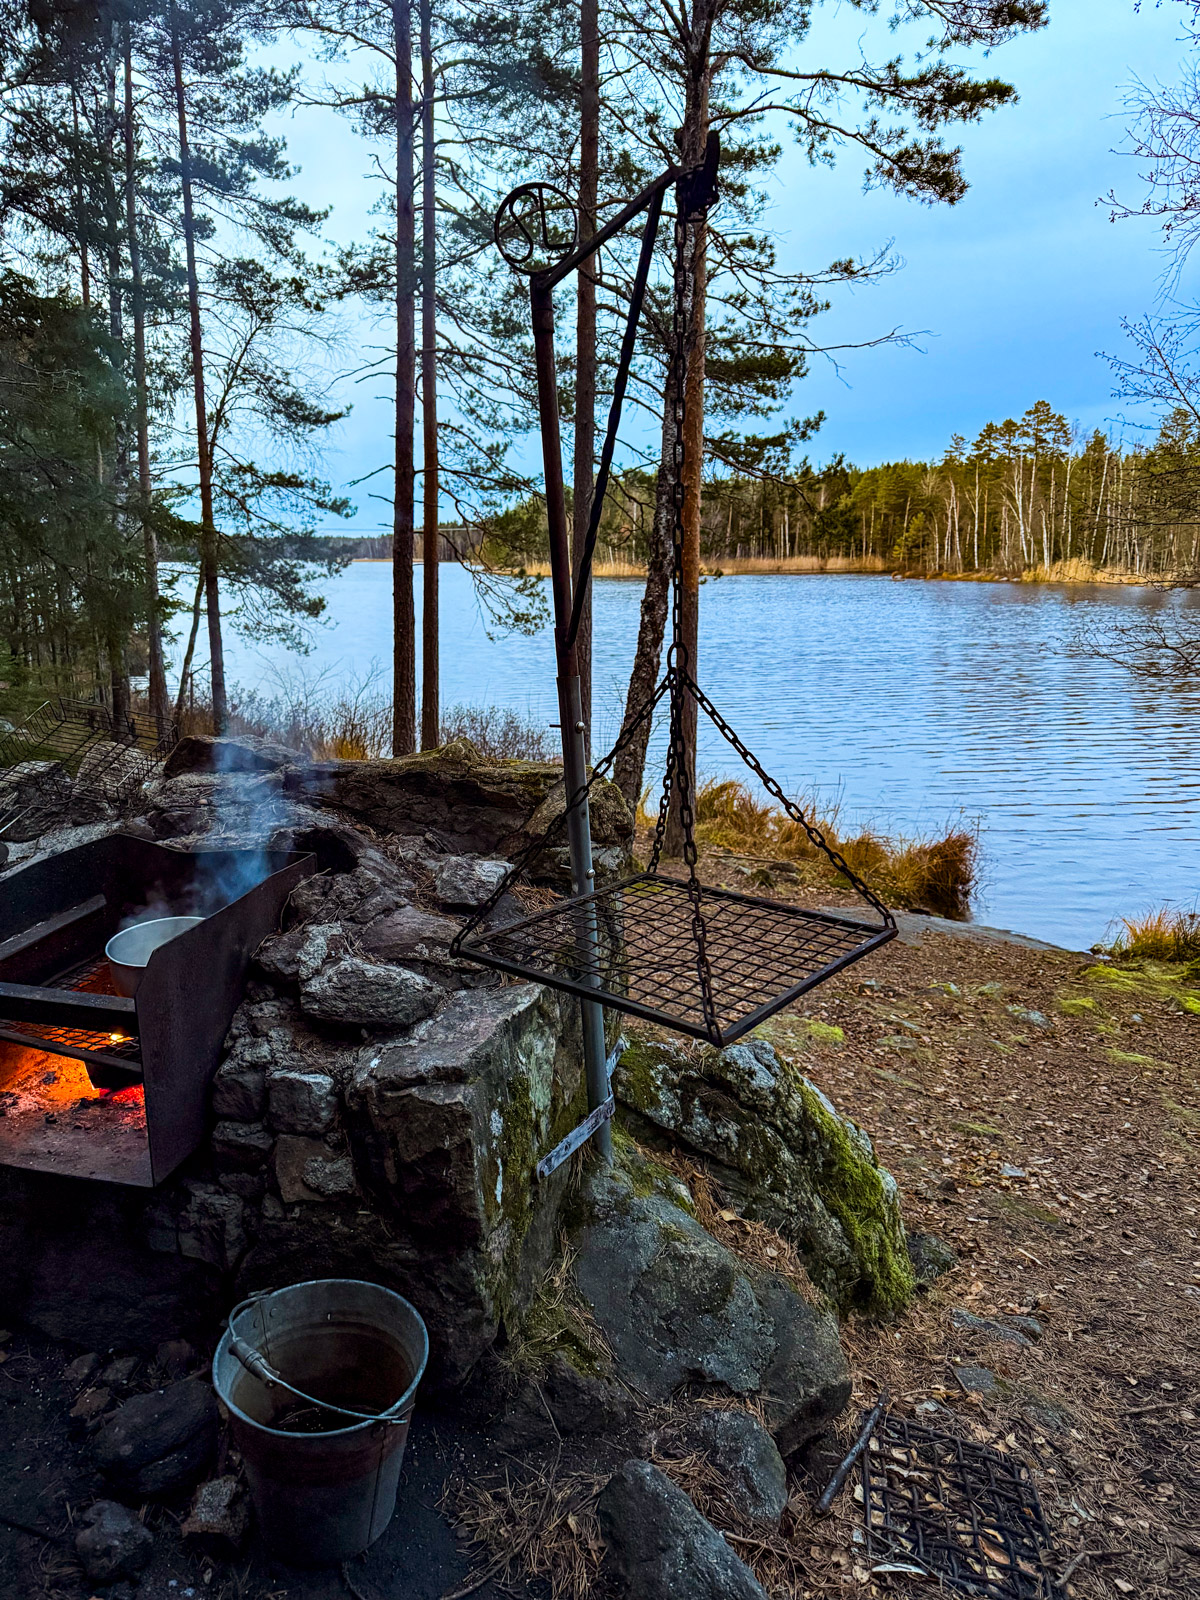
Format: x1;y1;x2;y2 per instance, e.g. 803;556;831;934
530;278;611;1162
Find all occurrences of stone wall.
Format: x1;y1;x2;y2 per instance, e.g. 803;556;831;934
1;737;628;1390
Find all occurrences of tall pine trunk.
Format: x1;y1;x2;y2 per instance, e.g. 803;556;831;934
170;1;226;731
663;76;708;855
419;0;438;750
104;29;131;730
124;25;169;737
571;0;599;754
392;0;417;755
613;423;674;811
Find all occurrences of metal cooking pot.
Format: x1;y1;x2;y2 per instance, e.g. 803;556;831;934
105;915;204;996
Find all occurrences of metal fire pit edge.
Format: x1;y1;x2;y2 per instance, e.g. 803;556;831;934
0;836;316;1187
137;850;315;1184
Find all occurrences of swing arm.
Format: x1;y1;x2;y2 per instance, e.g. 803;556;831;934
523;136;720;1163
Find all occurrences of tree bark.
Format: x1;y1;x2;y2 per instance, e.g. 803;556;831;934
102;29;132;727
170;1;226;731
571;0;600;754
419;0;438;750
663;78;709;856
124;26;169;738
172;569;205;729
71;87;90;307
392;0;417;756
613;430;674;812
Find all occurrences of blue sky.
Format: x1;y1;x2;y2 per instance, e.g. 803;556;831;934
271;1;1194;529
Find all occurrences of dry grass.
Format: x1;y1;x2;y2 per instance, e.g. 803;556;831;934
503;1241;614;1380
445;1466;608;1600
439;702;559;762
1104;906;1200;963
691;777;978;917
171;678;557;765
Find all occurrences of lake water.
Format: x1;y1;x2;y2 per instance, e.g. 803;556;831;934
202;564;1200;951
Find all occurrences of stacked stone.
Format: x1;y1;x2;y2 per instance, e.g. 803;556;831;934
141;814;589;1389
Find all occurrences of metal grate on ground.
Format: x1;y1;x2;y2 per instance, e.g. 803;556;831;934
456;871;893;1047
0;698;173;838
861;1415;1062;1599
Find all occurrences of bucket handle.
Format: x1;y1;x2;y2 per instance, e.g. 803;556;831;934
226;1296;412;1429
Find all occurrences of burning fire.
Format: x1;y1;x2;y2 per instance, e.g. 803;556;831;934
0;1041;145;1118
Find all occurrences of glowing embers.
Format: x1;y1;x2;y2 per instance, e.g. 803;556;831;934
0;1038;150;1185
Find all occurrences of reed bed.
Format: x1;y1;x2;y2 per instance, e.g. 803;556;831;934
172;680;556;764
689;777;978;918
1105;906;1200;963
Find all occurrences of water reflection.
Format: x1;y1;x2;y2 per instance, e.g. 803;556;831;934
212;566;1200;951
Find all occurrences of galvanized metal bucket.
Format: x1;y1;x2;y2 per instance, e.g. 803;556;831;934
212;1279;428;1566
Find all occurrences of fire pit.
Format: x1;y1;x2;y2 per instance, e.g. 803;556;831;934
0;835;313;1187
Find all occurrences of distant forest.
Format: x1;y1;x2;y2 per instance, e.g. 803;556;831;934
482;401;1200;580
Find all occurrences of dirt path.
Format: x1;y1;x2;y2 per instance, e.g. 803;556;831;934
787;926;1200;1598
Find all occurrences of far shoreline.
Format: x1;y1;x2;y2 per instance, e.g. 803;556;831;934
348;556;1182;590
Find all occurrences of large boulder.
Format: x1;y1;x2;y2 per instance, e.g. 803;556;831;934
597;1460;769;1600
613;1036;914;1316
570;1156;850;1455
282;737;633;858
162;733;298;779
239;983;587;1390
300;954;443;1029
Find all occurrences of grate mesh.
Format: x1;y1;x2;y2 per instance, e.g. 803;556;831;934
0;697;172;841
5;956;142;1064
862;1415;1062;1599
457;871;893;1047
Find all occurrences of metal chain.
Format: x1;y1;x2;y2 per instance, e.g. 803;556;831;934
646;194;718;1040
449;676;672;957
686;672;896;930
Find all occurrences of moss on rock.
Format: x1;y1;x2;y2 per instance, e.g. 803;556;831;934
611;1035;915;1318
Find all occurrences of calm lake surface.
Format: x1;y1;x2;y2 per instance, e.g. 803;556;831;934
207;565;1200;951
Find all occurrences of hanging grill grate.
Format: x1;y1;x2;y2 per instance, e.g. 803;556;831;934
459;872;891;1047
457;136;895;1054
453;671;895;1047
861;1415;1062;1600
0;697;173;837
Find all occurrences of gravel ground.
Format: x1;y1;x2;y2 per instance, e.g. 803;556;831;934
777;920;1200;1600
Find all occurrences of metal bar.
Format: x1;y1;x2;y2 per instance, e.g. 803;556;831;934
529;277;611;1161
0;981;136;1031
0;895;107;966
536;1094;615;1181
565;183;666;653
0;1024;141;1078
537;166;677;290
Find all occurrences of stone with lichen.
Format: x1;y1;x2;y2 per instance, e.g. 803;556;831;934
612;1036;913;1316
569;1153;850;1455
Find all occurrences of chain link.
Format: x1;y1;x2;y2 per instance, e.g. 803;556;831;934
453;147;893;1016
686;672;896;930
450;676;672;957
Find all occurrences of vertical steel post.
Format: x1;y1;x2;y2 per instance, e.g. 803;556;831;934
530;279;611;1162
